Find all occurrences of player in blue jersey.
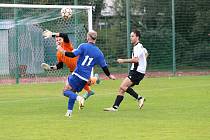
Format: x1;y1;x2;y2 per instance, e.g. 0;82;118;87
57;30;116;117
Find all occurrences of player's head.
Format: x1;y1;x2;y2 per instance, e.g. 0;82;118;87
87;30;97;43
130;30;141;45
56;36;64;46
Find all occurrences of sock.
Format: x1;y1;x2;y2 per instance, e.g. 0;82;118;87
88;90;94;95
63;90;78;111
67;110;72;114
112;95;124;109
126;87;139;100
76;95;83;102
138;96;142;100
63;90;78;99
68;98;76;110
83;84;91;92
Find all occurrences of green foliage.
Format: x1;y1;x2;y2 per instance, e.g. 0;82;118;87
142;28;173;70
98;21;127;61
112;0;210;71
78;0;105;29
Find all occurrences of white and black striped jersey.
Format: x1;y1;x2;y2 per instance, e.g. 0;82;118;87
130;43;147;74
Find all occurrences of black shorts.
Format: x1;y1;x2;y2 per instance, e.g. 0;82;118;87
128;70;145;85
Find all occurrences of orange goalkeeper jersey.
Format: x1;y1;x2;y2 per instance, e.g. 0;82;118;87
56;41;78;72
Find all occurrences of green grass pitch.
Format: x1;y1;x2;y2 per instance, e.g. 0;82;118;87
0;75;210;140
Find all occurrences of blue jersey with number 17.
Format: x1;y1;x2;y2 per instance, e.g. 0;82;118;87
72;43;107;81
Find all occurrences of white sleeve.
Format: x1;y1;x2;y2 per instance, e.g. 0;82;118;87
133;46;143;58
143;48;148;54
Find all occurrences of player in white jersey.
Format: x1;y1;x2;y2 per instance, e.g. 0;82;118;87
104;30;148;111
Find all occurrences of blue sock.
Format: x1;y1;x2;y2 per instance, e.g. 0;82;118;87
63;90;78;111
63;90;78;99
68;98;76;110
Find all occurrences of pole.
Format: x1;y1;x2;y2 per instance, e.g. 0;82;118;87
126;0;131;72
172;0;176;75
74;0;78;46
14;0;19;84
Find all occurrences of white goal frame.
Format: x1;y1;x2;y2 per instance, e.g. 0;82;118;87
0;3;93;31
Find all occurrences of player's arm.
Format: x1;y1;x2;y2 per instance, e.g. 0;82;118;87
102;66;116;80
57;44;82;58
65;51;76;57
56;45;76;58
50;62;64;70
118;46;143;63
117;51;148;63
43;30;69;43
98;53;116;80
117;57;138;64
57;46;76;58
143;47;149;59
41;62;63;71
145;52;149;59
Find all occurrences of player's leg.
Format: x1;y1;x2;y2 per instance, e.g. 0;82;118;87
89;73;100;85
126;85;145;109
89;77;97;85
63;83;76;117
82;73;100;100
82;84;95;100
125;71;145;109
63;75;85;117
86;73;100;86
104;77;132;111
64;91;85;117
68;75;86;110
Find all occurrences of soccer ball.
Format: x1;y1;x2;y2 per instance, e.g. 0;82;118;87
61;7;72;20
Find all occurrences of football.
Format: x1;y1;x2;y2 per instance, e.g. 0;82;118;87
60;7;72;20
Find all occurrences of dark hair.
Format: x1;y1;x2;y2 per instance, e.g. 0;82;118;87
133;30;141;38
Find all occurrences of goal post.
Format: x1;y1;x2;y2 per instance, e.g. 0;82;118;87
0;4;93;84
0;4;93;31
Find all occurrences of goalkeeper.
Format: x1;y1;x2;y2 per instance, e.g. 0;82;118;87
42;30;99;100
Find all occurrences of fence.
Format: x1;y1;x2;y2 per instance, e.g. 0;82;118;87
0;0;210;84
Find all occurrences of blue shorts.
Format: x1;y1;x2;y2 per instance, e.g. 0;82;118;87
67;74;87;92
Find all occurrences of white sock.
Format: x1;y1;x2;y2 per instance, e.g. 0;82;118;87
138;95;142;100
76;96;82;102
67;110;72;114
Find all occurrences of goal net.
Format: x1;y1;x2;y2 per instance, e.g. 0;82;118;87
0;4;92;84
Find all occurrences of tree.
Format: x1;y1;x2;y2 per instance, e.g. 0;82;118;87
78;0;105;29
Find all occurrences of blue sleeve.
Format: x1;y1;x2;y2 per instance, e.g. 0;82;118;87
73;44;83;56
97;53;108;68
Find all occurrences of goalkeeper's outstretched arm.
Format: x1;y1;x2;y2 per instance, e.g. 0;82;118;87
41;62;64;71
43;30;69;43
50;62;64;70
